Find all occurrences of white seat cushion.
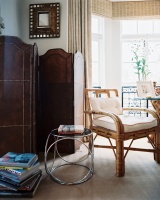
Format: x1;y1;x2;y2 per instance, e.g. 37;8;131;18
93;115;157;133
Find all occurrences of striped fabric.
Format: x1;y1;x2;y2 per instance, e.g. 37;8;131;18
92;0;160;19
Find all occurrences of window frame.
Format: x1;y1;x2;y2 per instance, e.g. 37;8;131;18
121;20;160;86
92;15;105;88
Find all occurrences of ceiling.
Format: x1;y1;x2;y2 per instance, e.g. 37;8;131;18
110;0;155;1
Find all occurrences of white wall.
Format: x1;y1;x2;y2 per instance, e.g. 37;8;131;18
0;1;121;91
104;18;113;88
105;19;122;94
0;0;21;37
111;20;122;93
0;0;68;55
20;0;68;55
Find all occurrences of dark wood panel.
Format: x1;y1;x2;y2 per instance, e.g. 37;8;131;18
39;49;74;153
32;43;39;154
0;127;24;156
0;36;38;156
39;49;85;154
0;81;23;125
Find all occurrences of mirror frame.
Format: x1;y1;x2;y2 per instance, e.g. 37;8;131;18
29;3;60;39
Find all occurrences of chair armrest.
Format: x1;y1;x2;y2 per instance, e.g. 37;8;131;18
84;110;124;133
123;107;159;123
84;110;120;121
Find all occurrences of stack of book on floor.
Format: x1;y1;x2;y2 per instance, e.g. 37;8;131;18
0;152;42;198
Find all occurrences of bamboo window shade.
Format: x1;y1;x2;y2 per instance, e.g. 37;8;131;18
92;0;112;18
92;0;160;19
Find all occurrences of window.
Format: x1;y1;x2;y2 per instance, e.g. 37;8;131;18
92;15;105;87
121;20;160;86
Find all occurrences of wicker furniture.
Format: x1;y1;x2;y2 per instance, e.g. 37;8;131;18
85;88;160;177
151;99;160;118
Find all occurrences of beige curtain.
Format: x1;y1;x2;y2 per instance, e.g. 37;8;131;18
68;0;92;88
92;0;160;19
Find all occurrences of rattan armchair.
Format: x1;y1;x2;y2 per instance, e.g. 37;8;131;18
85;88;160;177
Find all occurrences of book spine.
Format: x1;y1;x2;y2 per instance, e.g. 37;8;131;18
0;165;34;170
2;168;21;176
0;180;18;191
0;174;20;184
0;172;19;181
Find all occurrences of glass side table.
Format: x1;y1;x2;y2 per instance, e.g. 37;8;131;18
44;128;94;185
133;97;160;108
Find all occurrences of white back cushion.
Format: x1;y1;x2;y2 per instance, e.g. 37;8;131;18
89;97;123;119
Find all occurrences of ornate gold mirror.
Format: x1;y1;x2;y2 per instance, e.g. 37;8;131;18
29;3;60;39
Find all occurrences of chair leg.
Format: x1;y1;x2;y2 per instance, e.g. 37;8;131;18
88;135;93;155
154;127;160;163
116;138;125;177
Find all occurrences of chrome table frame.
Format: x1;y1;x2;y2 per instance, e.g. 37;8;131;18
44;128;94;185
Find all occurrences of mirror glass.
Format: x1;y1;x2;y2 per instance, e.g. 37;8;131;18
38;12;50;27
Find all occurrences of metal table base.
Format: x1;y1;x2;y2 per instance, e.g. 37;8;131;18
44;128;94;185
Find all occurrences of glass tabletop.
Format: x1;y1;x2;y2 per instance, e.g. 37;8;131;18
51;128;92;138
133;96;160;100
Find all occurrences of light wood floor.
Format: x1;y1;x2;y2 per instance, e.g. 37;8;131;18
3;136;160;200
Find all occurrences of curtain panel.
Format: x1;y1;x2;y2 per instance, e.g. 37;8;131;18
92;0;160;19
68;0;92;88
